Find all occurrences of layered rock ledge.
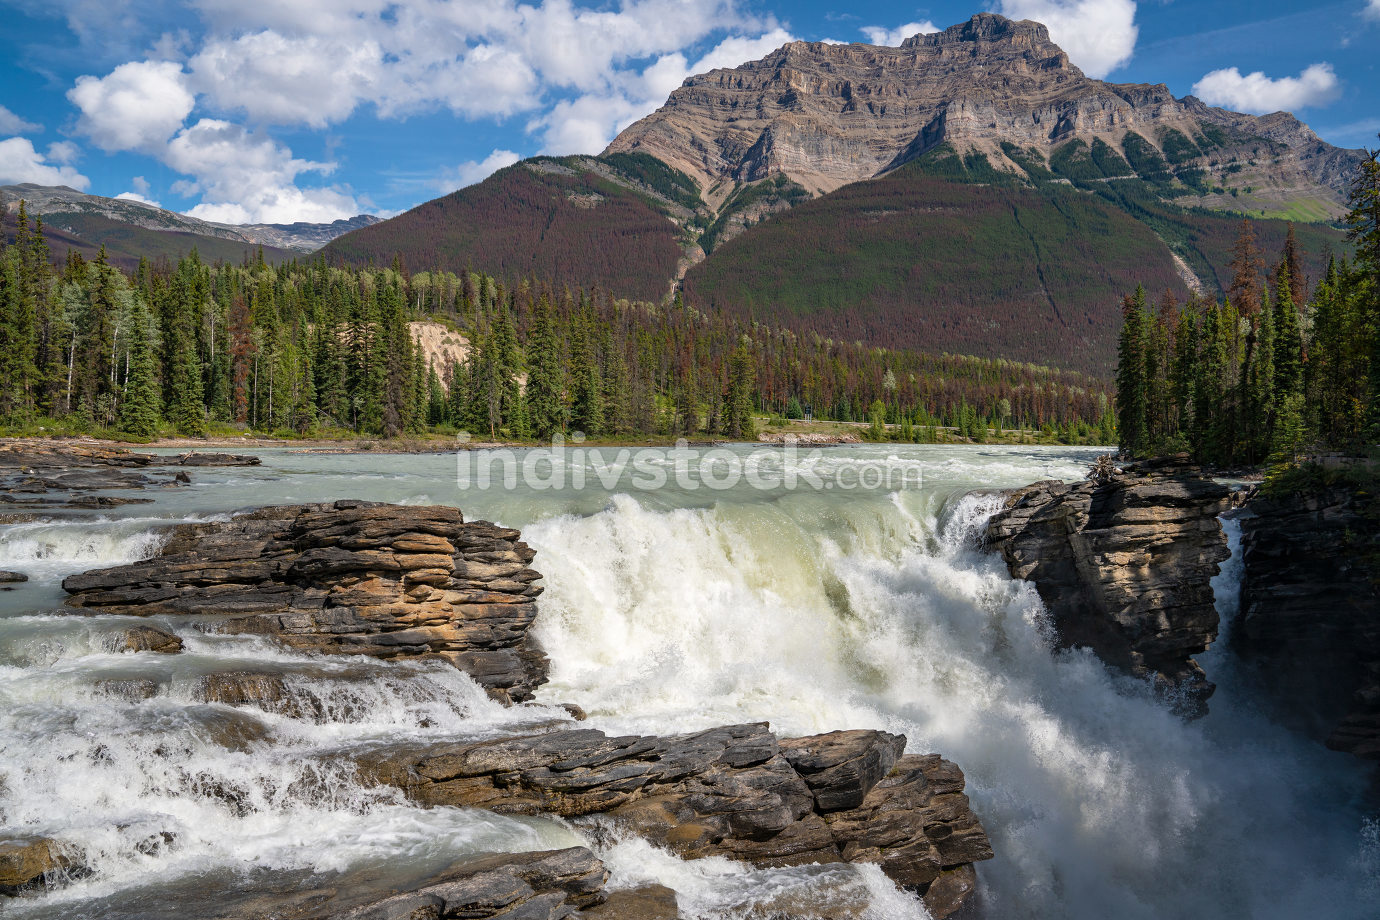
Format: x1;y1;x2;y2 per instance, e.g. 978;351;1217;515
0;440;258;517
1238;482;1380;759
358;723;993;918
220;847;612;920
984;455;1232;716
62;500;549;702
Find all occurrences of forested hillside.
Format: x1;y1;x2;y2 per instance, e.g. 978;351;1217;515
1114;148;1380;467
0;200;1110;444
321;155;699;305
684;152;1346;376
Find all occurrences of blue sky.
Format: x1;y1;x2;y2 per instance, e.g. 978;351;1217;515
0;0;1376;224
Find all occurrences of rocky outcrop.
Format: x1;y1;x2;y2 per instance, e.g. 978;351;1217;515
62;500;549;702
0;837;81;896
358;723;992;918
985;455;1233;715
0;440;258;515
1237;482;1380;759
608;13;1361;212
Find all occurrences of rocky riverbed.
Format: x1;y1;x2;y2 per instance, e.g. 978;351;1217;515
3;443;1376;920
0;440;259;518
8;495;995;918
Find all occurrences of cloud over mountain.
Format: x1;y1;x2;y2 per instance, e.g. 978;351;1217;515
1192;63;1341;115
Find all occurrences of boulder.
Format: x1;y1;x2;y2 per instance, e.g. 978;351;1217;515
63;500;549;701
0;570;26;585
107;624;184;654
356;723;992;918
985;454;1233;716
0;837;81;897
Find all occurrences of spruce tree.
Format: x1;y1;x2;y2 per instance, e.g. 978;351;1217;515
1115;288;1148;456
119;299;161;437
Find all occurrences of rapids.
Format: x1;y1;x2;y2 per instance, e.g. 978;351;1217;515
0;444;1374;918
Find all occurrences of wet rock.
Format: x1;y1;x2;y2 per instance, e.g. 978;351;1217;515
0;836;82;897
94;677;160;701
1237;482;1380;760
985;454;1233;716
581;885;678;919
169;452;261;467
108;625;184;654
0;570;26;590
201;847;609;920
356;723;992;917
63;500;550;701
198;672;292;710
64;495;156;508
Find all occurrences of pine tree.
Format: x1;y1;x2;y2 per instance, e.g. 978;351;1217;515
1272;271;1303;407
1115;288;1149;456
119;299;161;437
524;296;565;439
1228;220;1265;316
725;338;756;439
1241;294;1274;465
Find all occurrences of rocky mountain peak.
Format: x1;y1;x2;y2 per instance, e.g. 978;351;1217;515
907;13;1056;54
606;13;1360;216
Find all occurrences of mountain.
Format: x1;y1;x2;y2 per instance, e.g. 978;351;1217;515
322;13;1359;373
322;153;706;303
228;214;383;252
0;184;379;266
610;13;1361;224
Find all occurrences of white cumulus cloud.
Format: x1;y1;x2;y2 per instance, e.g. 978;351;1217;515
996;0;1138;78
116;176;162;207
1366;0;1380;21
860;21;939;46
431;149;521;193
532;26;796;155
54;0;792;221
0;137;91;189
165;119;361;223
190;32;382;127
0;105;41;135
68;60;195;152
1192;63;1341;115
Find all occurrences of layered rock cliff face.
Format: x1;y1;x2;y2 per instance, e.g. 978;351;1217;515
607;13;1360;213
984;455;1233;716
62;500;549;702
358;723;993;919
1237;484;1380;759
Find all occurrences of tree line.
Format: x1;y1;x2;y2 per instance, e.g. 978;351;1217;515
1115;142;1380;465
0;203;1114;443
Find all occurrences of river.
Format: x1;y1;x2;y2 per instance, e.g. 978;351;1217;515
0;444;1374;918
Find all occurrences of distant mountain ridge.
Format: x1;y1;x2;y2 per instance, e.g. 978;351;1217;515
608;13;1361;223
0;183;380;255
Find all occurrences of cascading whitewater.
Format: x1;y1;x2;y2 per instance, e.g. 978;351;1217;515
527;486;1378;920
0;445;1374;919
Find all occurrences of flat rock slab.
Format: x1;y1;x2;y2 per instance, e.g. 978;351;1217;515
356;723;992;919
62;500;550;701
